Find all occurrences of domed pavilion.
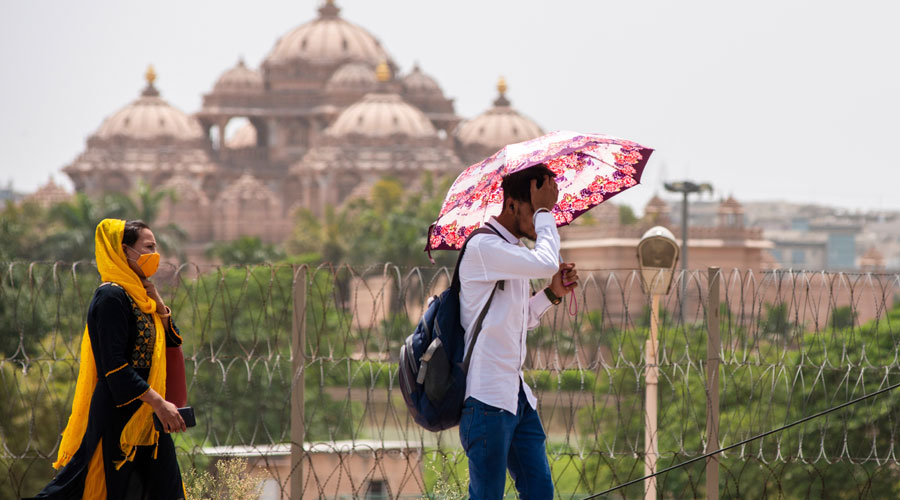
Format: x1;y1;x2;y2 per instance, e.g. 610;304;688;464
64;66;218;197
456;77;544;165
291;62;462;215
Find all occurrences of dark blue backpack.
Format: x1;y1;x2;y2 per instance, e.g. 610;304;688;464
399;226;503;432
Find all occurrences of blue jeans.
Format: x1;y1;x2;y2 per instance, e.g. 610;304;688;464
459;386;553;500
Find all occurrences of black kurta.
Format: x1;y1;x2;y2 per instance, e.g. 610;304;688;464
26;283;185;499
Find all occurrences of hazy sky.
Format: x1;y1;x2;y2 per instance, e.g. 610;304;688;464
2;0;898;213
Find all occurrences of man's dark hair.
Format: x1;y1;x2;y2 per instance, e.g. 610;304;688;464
123;220;151;246
501;164;556;205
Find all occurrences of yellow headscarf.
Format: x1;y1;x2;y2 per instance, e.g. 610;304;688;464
54;219;167;477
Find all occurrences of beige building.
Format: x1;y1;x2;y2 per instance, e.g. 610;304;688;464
202;440;423;500
560;194;776;272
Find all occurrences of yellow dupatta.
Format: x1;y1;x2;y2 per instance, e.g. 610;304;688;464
53;219;167;477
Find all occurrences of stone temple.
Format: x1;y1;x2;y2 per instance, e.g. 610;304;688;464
59;0;543;259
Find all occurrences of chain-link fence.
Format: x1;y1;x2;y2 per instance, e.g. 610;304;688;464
2;262;900;499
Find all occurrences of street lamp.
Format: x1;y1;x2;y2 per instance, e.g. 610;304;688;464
663;180;712;318
637;226;680;500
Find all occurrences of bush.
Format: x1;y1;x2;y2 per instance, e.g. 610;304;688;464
183;457;266;500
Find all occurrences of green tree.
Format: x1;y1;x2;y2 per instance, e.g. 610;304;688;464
206;236;285;266
577;300;900;498
0;201;48;261
761;302;794;338
830;305;856;330
619;204;639;225
287;205;357;264
166;265;359;448
288;173;455;269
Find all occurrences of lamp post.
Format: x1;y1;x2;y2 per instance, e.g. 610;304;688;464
663;181;712;319
637;226;680;500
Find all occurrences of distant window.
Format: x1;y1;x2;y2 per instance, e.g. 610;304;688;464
342;39;349;51
791;249;805;265
827;233;856;269
791;218;809;231
301;38;307;50
366;479;388;500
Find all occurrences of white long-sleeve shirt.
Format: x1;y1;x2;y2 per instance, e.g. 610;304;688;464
459;212;560;414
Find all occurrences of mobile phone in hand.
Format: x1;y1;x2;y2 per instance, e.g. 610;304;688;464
153;406;196;432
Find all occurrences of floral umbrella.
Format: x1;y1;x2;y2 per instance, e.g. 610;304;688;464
426;130;653;258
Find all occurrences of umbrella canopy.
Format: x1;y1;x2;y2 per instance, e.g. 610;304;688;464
427;130;653;255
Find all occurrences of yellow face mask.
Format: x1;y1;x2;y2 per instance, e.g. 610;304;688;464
126;246;160;278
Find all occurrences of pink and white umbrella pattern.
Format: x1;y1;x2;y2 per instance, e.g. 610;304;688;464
426;130;653;255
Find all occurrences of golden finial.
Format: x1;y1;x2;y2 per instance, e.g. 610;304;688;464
375;60;391;83
319;0;340;17
145;64;157;86
497;76;507;96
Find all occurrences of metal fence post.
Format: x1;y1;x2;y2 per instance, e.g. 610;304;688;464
644;293;660;500
291;265;308;500
706;266;721;500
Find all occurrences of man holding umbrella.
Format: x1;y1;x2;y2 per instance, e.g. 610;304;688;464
458;164;578;499
429;130;651;498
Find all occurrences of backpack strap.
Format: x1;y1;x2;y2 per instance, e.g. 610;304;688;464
451;222;512;373
451;226;499;292
462;280;501;373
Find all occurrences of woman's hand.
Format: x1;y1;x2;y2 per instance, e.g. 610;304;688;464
141;389;186;433
141;278;167;313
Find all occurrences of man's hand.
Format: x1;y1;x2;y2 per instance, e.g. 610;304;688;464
550;262;578;298
530;175;559;212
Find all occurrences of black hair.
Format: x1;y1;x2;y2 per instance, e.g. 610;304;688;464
500;163;556;205
123;220;151;246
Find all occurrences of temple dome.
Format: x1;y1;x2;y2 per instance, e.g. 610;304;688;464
645;194;669;213
456;77;543;151
264;1;390;67
213;173;285;243
213;59;263;93
326;62;377;92
25;176;71;207
217;173;278;204
93;67;204;142
402;64;442;94
719;195;743;211
157;175;212;241
326;93;436;138
226;122;257;149
161;175;210;204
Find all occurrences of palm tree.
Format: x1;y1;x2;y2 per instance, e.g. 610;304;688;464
44;194;113;261
105;181;186;256
288;204;359;264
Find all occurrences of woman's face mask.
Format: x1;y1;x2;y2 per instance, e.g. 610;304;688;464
126;246;160;278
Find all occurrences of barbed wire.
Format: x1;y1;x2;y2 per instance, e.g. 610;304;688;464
2;262;900;499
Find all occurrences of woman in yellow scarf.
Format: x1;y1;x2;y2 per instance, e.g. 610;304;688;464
26;219;187;499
